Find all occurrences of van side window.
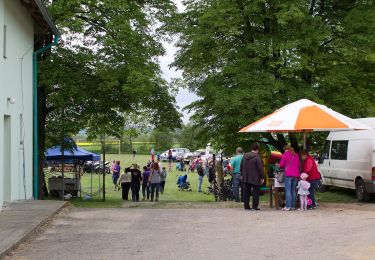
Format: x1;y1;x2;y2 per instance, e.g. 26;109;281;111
319;140;331;164
331;141;349;160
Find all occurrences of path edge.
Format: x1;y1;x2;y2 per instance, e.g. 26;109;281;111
0;201;68;259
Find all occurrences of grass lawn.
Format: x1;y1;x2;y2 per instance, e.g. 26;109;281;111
69;154;364;208
316;187;358;203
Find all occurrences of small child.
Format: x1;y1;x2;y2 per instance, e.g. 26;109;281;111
297;173;310;210
273;161;283;182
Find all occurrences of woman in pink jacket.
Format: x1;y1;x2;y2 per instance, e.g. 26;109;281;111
279;145;300;211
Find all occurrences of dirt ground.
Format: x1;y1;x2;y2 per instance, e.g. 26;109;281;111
5;203;375;260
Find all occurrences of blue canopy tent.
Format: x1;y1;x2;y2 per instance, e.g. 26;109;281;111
45;146;101;200
45;146;100;161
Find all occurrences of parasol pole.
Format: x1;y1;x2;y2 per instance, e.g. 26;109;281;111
303;132;307;150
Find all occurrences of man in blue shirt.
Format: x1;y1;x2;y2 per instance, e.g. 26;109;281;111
230;147;243;202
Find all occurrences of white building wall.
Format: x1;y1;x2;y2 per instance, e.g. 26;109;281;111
0;0;34;209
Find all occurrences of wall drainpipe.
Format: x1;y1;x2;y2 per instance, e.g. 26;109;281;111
33;35;59;200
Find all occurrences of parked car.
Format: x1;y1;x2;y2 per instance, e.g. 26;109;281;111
187;149;223;163
175;152;185;161
160;148;191;162
179;151;196;163
176;151;194;162
318;118;375;201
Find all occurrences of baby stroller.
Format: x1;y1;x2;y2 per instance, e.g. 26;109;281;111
188;161;196;172
177;175;191;191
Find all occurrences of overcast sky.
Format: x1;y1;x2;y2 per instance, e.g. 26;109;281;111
158;0;199;124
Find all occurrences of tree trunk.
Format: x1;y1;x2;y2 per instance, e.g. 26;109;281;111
309;0;316;15
318;0;325;15
215;160;224;201
236;0;255;46
288;133;301;154
35;35;53;199
37;84;48;199
264;132;302;154
265;133;287;153
129;135;133;153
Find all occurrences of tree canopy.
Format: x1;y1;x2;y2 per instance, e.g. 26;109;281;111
37;0;182;197
172;0;375;152
41;0;182;145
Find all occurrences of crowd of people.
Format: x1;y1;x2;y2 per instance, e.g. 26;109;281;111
229;143;321;211
109;143;321;211
111;160;167;202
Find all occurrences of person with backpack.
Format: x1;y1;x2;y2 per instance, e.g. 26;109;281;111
240;143;264;211
279;145;301;211
196;155;204;192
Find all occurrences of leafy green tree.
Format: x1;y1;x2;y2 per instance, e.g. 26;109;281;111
172;0;375;152
37;0;182;197
174;123;204;151
150;129;174;152
121;111;154;152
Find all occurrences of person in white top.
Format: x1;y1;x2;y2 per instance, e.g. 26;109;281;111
118;169;131;200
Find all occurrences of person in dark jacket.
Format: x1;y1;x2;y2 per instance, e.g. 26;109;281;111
142;166;151;200
240;142;265;211
126;164;142;202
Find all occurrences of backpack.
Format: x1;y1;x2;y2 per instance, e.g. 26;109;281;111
196;163;204;176
302;180;310;190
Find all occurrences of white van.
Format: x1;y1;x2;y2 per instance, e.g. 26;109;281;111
318;118;375;201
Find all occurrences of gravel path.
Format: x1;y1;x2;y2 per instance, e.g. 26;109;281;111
5;203;375;260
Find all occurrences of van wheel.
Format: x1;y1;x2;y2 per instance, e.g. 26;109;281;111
356;179;370;202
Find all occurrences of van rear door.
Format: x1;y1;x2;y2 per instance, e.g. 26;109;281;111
318;140;331;185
